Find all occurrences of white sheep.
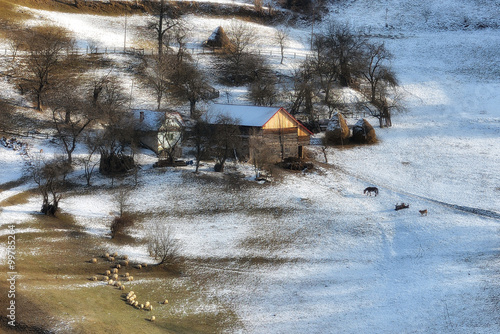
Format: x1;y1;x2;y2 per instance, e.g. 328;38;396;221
104;252;109;258
108;279;114;285
123;255;128;260
162;299;169;304
142;263;148;268
114;281;122;287
112;274;118;280
134;301;139;307
150;316;156;322
122;260;129;266
116;264;121;269
91;276;97;281
113;252;118;257
91;258;97;264
103;276;109;281
112;268;119;274
109;256;115;262
148;305;153;311
119;285;125;290
105;270;111;276
124;272;130;277
127;276;134;281
135;264;142;269
145;301;150;308
140;304;144;309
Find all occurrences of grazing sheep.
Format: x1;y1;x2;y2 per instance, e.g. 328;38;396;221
113;252;118;257
104;253;109;258
103;276;109;281
112;268;119;274
134;301;139;307
91;258;97;264
140;304;144;309
127;291;134;297
112;274;119;280
148;305;153;311
142;263;148;268
121;260;129;266
109;256;115;262
145;302;150;308
119;285;125;290
91;276;98;281
150;316;156;322
135;264;142;269
162;299;169;304
127;276;134;281
125;272;130;277
108;279;114;285
114;281;122;287
123;255;128;260
105;270;111;276
116;264;121;269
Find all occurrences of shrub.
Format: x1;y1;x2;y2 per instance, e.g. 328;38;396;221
110;215;134;239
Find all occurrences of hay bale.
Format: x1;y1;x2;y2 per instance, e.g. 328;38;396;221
352;118;377;144
203;26;233;50
324;112;350;145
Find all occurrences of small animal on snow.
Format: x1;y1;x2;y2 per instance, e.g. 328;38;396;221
364;187;379;196
419;209;428;216
395;203;410;211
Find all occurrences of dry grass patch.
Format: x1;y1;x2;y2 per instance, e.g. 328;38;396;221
3;210;241;332
0;189;36;207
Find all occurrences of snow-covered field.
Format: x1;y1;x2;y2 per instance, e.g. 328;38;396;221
1;0;499;333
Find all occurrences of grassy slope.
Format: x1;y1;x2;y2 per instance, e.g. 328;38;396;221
0;192;239;332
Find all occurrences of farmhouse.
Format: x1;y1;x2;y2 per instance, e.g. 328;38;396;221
206;104;312;162
133;110;184;158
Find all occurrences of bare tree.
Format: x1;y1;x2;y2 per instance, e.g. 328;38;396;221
274;28;289;64
218;20;259;85
248;130;273;178
210;115;241;172
48;79;96;164
79;133;99;187
31;156;69;216
0;99;15;134
93;76;135;175
149;0;182;56
139;54;171;110
313;22;366;87
361;42;397;104
168;60;215;117
147;223;181;266
190;119;211;173
15;25;73;111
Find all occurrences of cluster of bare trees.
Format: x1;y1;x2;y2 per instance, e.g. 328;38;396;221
291;22;402;130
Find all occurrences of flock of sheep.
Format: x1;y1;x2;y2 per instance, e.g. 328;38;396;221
89;252;169;322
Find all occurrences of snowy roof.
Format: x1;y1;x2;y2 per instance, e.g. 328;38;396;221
132;110;183;131
206;104;284;127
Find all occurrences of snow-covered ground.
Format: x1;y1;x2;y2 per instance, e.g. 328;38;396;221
1;1;499;333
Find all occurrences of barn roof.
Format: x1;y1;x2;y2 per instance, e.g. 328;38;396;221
206;104;313;134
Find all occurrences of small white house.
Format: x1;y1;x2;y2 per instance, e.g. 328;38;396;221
133;110;184;157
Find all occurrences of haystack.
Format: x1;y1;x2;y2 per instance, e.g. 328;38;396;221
323;112;350;145
352;118;377;144
203;26;233;50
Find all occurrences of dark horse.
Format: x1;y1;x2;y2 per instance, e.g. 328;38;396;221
364;187;379;196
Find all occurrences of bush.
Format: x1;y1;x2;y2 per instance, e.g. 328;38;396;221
110;215;134;239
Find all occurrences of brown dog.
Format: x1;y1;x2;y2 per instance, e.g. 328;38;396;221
419;209;428;216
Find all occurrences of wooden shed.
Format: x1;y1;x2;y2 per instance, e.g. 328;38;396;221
206;104;312;162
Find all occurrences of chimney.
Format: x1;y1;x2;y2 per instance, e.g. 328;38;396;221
139;111;145;122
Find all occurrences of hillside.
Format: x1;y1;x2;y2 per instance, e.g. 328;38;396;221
1;0;500;333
